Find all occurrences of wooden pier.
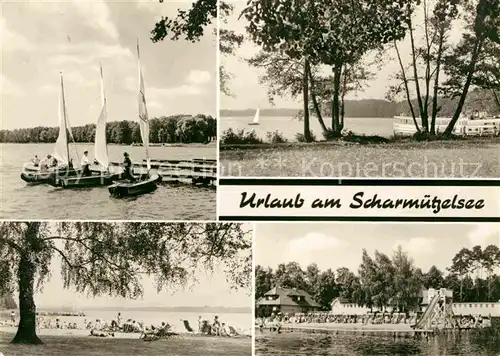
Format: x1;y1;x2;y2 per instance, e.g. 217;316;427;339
109;158;217;186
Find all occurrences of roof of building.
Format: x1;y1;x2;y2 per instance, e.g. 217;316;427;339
257;286;321;308
331;297;351;305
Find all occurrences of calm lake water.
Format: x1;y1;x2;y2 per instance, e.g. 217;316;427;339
220;116;395;140
36;309;252;335
0;143;216;220
255;330;500;356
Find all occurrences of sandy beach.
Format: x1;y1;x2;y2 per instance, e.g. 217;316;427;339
0;327;251;355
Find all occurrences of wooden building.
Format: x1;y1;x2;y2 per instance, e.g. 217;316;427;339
256;286;321;315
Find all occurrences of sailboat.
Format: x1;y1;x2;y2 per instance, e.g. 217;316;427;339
108;40;161;198
248;108;260;125
20;73;79;184
55;65;123;188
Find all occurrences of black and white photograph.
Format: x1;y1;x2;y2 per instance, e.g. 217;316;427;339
254;222;500;355
1;1;217;220
219;0;500;178
0;221;252;355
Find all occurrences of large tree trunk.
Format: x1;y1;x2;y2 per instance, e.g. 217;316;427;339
11;224;42;344
408;18;428;132
431;28;446;135
445;38;484;135
394;42;420;132
307;64;328;132
303;58;312;142
331;64;343;136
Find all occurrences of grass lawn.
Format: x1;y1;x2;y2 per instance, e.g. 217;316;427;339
220;139;500;177
0;331;251;356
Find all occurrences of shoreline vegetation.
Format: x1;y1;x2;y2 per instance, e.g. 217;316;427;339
220;127;500;150
220;128;500;177
0;114;216;145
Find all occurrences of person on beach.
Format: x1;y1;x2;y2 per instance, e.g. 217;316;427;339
117;312;122;327
81;151;91;176
198;316;202;332
10;311;15;324
122;152;135;181
213;315;221;336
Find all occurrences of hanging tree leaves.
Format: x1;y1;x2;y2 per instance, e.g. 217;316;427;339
0;222;251;344
242;0;415;135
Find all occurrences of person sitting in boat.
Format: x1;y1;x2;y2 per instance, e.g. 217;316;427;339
81;151;91;176
40;154;52;171
122;152;135;181
52;158;58;167
31;155;40;167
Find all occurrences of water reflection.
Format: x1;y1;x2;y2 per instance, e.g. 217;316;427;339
255;330;500;355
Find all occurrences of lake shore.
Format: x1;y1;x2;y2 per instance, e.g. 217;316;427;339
260;323;415;333
220;138;500;177
0;328;251;355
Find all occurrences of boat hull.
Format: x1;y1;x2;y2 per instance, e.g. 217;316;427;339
57;172;123;188
248;123;260;126
20;167;79;184
108;174;161;198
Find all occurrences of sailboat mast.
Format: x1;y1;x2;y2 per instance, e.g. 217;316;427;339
100;64;109;168
60;72;70;165
137;38;151;170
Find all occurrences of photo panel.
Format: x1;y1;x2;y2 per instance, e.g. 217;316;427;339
219;0;499;179
0;221;252;355
1;1;217;220
253;222;500;356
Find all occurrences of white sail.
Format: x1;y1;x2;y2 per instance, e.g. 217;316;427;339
252;108;260;124
137;39;151;170
94;65;109;170
53;73;70;165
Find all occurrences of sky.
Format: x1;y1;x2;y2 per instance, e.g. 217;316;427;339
220;0;465;110
34;223;252;309
1;0;216;130
255;223;500;274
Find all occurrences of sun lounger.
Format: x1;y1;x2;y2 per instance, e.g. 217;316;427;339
183;320;194;332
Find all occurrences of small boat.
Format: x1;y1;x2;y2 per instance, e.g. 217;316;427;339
55;65;122;188
248;108;260;125
109;39;159;198
20;166;77;184
21;73;79;184
108;173;161;197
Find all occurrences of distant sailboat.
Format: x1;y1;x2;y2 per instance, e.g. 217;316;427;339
248;108;260;126
109;39;161;198
55;65;122;188
21;73;79;183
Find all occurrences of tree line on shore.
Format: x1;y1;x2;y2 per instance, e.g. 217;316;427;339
255;244;500;313
223;0;500;140
220;88;500;119
0;114;216;145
